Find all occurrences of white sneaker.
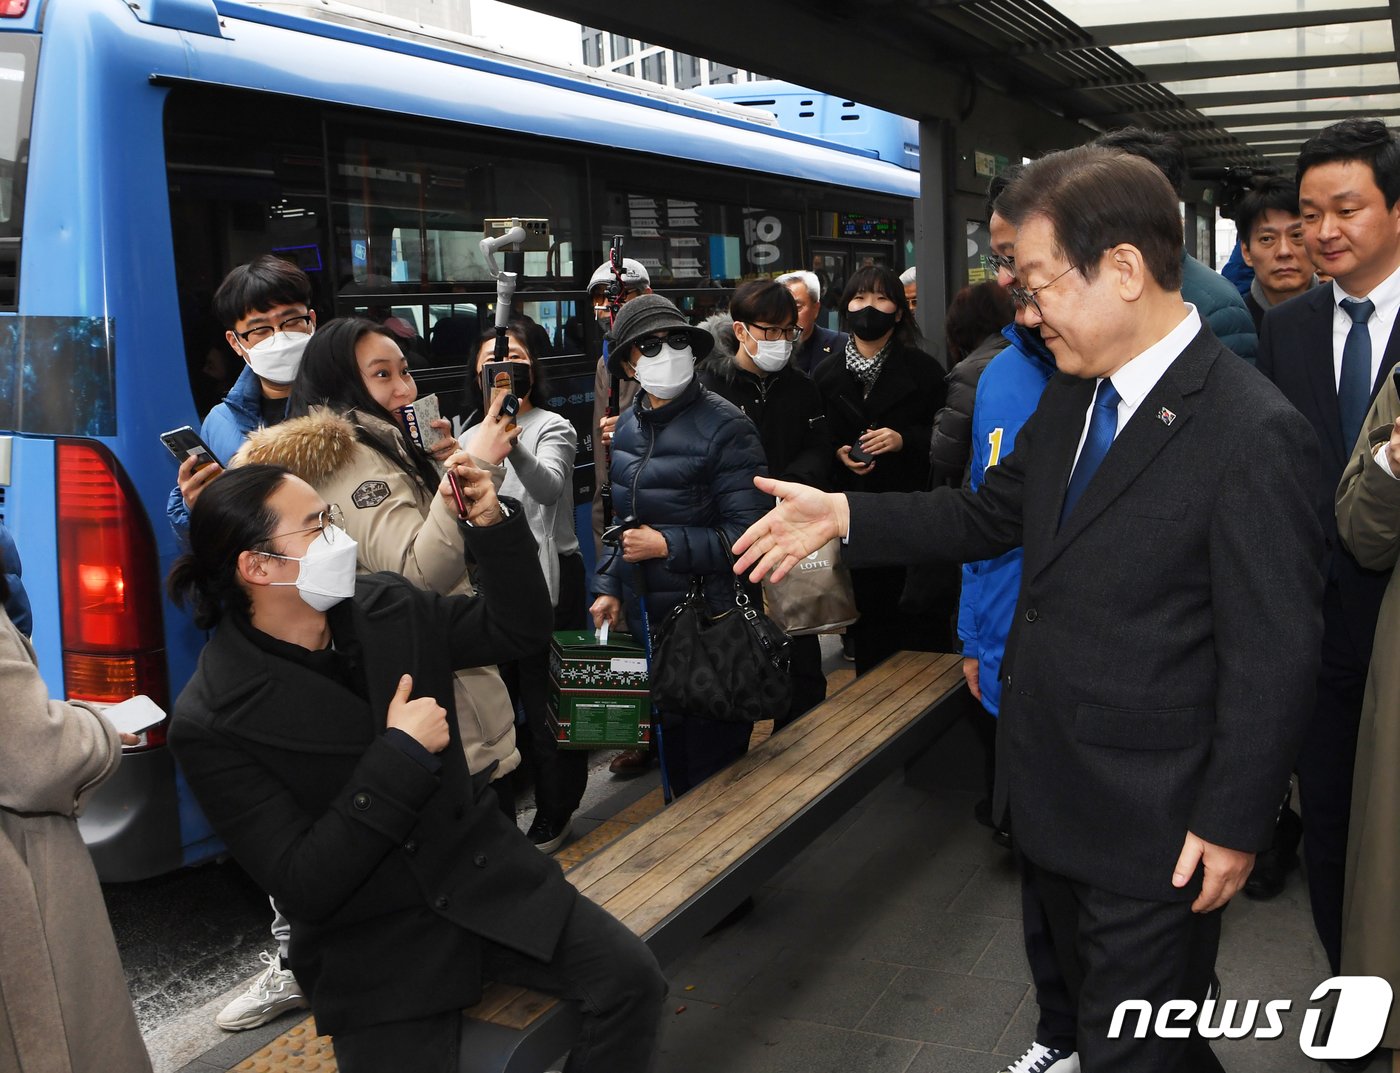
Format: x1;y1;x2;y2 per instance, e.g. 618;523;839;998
999;1042;1080;1073
214;951;308;1031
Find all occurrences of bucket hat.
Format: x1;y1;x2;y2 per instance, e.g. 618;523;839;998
606;294;713;374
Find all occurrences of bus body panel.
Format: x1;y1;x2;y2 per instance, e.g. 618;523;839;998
2;0;917;879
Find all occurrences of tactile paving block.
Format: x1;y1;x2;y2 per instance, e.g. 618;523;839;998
230;1017;336;1072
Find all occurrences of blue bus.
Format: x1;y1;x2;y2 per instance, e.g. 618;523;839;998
691;81;920;173
0;0;918;880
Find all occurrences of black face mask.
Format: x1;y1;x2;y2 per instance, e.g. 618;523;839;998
847;305;898;341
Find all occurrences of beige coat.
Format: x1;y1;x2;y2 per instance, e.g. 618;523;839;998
237;408;519;778
1334;372;1400;1050
0;609;151;1073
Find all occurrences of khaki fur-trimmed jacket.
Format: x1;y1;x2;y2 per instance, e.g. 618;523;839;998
236;408;519;778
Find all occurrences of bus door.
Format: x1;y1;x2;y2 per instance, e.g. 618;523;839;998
809;240;894;329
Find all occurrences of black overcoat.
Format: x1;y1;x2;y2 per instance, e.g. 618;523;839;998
170;511;567;1034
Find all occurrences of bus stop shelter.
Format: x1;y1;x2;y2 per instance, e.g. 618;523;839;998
516;0;1400;341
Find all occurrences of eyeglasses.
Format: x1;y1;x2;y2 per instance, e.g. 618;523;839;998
236;314;314;345
743;323;803;343
1008;264;1077;316
263;504;345;548
635;331;695;358
986;252;1016;274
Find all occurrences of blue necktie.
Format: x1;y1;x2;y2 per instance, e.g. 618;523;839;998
1060;378;1121;526
1339;297;1375;449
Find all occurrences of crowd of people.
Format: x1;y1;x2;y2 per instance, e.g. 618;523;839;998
10;115;1400;1073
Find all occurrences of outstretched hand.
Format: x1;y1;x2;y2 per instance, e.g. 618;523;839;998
731;476;850;583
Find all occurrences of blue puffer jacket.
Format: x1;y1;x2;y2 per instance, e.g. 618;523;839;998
595;375;769;629
166;364;283;540
957;323;1055;717
1182;250;1257;365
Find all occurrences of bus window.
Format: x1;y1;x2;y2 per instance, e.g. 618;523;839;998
327;126;580;291
0;38;35;311
601;188;798;287
165;88;332;419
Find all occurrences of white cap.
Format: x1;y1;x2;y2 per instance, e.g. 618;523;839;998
588;258;651;293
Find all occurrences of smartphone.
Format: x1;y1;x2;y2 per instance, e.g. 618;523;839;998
848;433;876;465
398;393;449;454
447;469;471;519
479;361;525;425
102;695;166;736
160;426;221;471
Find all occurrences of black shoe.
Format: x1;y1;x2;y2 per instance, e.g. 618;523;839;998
1243;845;1297;900
974;798;995;828
1318;1008;1380;1070
1324;1054;1378;1072
992;824;1013;850
527;814;572;853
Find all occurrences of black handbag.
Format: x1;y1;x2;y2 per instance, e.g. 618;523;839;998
651;574;793;723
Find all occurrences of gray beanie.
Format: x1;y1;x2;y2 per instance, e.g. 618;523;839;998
605;294;713;375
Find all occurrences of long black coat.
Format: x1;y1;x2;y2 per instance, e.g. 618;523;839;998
812;342;946;495
169;513;565;1035
847;328;1324;902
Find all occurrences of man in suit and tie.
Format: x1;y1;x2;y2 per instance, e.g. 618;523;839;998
733;144;1324;1072
778;270;848;376
1255;118;1400;986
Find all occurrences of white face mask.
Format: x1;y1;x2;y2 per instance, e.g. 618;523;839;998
635;346;694;399
242;328;313;385
749;337;792;373
266;525;358;611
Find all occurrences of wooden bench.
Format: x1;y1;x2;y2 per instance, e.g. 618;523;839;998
458;649;969;1072
230;651;968;1072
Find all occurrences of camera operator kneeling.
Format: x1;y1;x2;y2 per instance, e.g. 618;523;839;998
168;464;665;1073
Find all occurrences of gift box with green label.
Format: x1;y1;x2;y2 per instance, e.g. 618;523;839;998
547;630;652;749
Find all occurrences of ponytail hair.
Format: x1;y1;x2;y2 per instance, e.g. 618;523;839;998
167;465;288;629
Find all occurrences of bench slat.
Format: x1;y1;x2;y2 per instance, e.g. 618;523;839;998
566;652;928;902
605;657;964;932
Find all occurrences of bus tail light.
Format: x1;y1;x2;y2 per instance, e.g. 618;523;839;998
0;0;28;15
57;440;169;748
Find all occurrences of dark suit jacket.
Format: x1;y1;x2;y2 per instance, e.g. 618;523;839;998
792;324;848;377
170;513;568;1035
1257;285;1399;661
846;326;1324;901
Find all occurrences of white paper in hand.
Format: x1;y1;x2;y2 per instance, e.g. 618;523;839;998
103;695;166;736
597;621;610;646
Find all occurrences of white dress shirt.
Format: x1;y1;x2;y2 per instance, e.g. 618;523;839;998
1070;305;1203;469
1331;263;1400;391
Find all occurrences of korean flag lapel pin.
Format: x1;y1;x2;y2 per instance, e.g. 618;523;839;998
1157;406;1177;427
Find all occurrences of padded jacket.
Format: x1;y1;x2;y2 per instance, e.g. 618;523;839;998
235;408;521;779
594;375;769;627
1182;250;1257;365
930;331;1009;487
697;313;832;490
